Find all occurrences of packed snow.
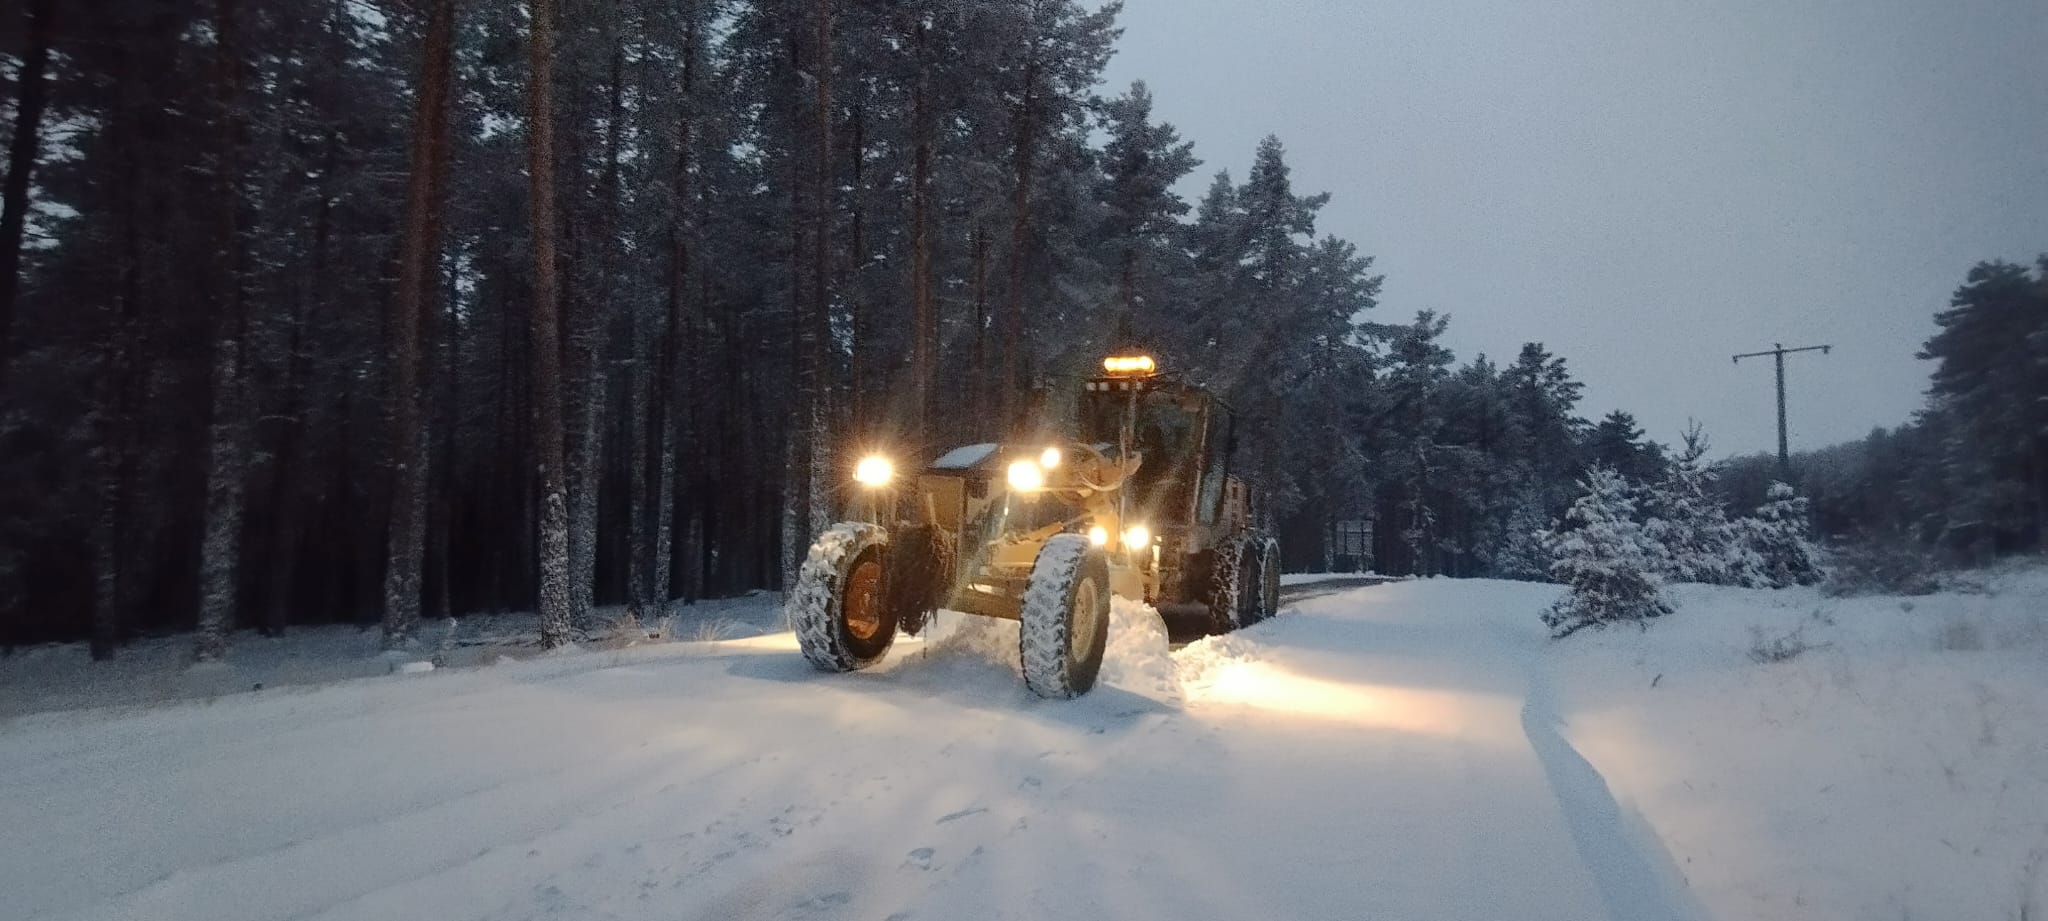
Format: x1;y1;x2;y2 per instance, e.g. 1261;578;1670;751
3;571;2045;921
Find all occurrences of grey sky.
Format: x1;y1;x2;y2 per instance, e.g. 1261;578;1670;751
1101;0;2048;459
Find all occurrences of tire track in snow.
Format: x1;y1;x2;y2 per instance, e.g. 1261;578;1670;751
1519;668;1705;921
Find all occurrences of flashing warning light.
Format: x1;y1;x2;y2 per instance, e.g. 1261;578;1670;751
1102;355;1157;375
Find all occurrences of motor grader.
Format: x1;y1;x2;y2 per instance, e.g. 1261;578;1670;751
787;352;1280;698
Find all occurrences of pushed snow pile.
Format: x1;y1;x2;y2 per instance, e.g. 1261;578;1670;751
918;610;1021;670
914;599;1182;703
1098;598;1180;702
1171;632;1263;691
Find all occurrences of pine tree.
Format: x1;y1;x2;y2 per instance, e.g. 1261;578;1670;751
1585;410;1667;484
1637;421;1746;586
1494;493;1553;582
1737;482;1826;588
1096;80;1197;342
1540;467;1672;638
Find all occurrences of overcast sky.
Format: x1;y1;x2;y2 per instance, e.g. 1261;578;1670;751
1100;0;2048;459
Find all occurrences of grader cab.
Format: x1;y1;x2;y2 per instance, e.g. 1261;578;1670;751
786;352;1280;698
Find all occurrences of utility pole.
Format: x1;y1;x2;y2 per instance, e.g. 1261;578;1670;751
1732;342;1831;479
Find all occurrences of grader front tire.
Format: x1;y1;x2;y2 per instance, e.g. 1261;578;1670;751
1019;534;1112;699
790;522;897;672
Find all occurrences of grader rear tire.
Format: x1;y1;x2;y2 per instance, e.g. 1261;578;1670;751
1208;532;1278;633
1257;535;1281;622
1019;534;1112;699
790;522;897;672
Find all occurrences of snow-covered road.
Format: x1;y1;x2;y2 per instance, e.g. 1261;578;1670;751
10;573;2047;921
0;582;1704;921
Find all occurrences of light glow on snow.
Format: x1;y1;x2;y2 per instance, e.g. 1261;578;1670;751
1190;661;1489;736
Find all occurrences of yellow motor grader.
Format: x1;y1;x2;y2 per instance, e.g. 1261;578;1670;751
787;352;1280;698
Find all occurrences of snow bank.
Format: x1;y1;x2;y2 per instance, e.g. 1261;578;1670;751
1552;567;2048;921
0;594;787;721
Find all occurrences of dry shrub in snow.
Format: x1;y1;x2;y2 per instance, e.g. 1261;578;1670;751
1747;625;1827;664
1822;536;1944;597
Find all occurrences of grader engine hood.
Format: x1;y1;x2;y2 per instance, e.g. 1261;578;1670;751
919;440;1138;534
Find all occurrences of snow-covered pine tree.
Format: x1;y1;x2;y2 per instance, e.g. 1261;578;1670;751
1540;467;1672;637
1493;491;1553;581
1738;481;1826;588
1636;421;1744;586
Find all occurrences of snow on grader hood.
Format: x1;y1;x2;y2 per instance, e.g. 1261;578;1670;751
787;353;1282;699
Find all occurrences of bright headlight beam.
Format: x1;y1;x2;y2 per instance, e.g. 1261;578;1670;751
1040;446;1062;470
1006;459;1045;492
853;455;893;487
1088;525;1109;546
1123;524;1151;550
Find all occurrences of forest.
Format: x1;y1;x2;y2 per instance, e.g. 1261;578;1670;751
0;0;2039;656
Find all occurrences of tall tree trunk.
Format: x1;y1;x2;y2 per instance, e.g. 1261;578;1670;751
567;1;626;626
528;0;573;648
651;7;700;615
431;245;461;619
909;17;935;440
848;101;866;431
264;129;339;636
971;225;990;436
1000;34;1041;430
1115;247;1136;341
196;0;250;662
380;0;456;648
0;0;55;386
263;317;311;635
806;0;837;541
781;21;810;593
91;231;142;660
624;362;649;620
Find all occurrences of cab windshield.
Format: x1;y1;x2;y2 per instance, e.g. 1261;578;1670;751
1079;386;1211;524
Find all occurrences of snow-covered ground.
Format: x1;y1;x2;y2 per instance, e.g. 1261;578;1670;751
3;571;2045;921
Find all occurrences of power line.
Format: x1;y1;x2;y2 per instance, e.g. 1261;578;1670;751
1732;342;1832;479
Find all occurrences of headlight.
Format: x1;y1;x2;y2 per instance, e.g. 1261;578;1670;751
853;455;893;487
1007;459;1045;492
1087;525;1110;546
1040;446;1062;470
1123;525;1151;550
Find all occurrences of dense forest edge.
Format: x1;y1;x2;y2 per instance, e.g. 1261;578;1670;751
0;1;2040;655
